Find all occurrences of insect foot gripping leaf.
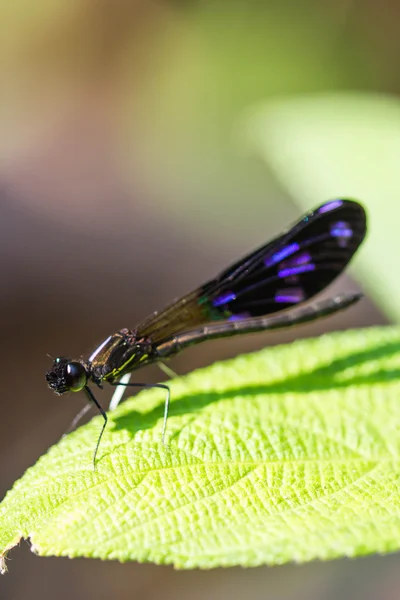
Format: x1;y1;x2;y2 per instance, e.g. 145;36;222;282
2;325;400;572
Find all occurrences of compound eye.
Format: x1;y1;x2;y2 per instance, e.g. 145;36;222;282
65;362;87;392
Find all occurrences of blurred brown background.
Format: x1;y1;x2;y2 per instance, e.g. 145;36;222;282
0;1;395;598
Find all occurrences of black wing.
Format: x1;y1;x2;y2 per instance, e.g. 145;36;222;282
137;199;366;343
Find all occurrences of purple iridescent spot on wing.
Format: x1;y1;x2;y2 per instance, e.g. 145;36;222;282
330;220;353;247
212;291;236;307
318;199;343;213
278;263;315;278
282;251;312;268
264;242;300;267
229;312;251;321
275;287;305;303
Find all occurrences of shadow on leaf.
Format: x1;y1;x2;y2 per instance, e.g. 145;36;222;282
108;335;400;440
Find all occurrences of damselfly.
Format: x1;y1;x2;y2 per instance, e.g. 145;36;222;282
46;199;367;467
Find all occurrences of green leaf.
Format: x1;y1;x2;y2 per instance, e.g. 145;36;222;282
2;325;400;572
242;92;400;320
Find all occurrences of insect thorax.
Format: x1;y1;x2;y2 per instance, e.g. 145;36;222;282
88;329;153;384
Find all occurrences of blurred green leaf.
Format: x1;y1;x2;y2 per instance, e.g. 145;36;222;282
2;326;400;571
242;92;400;320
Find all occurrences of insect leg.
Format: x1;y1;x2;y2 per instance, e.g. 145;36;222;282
63;402;93;436
84;385;107;470
157;361;179;379
109;373;132;410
